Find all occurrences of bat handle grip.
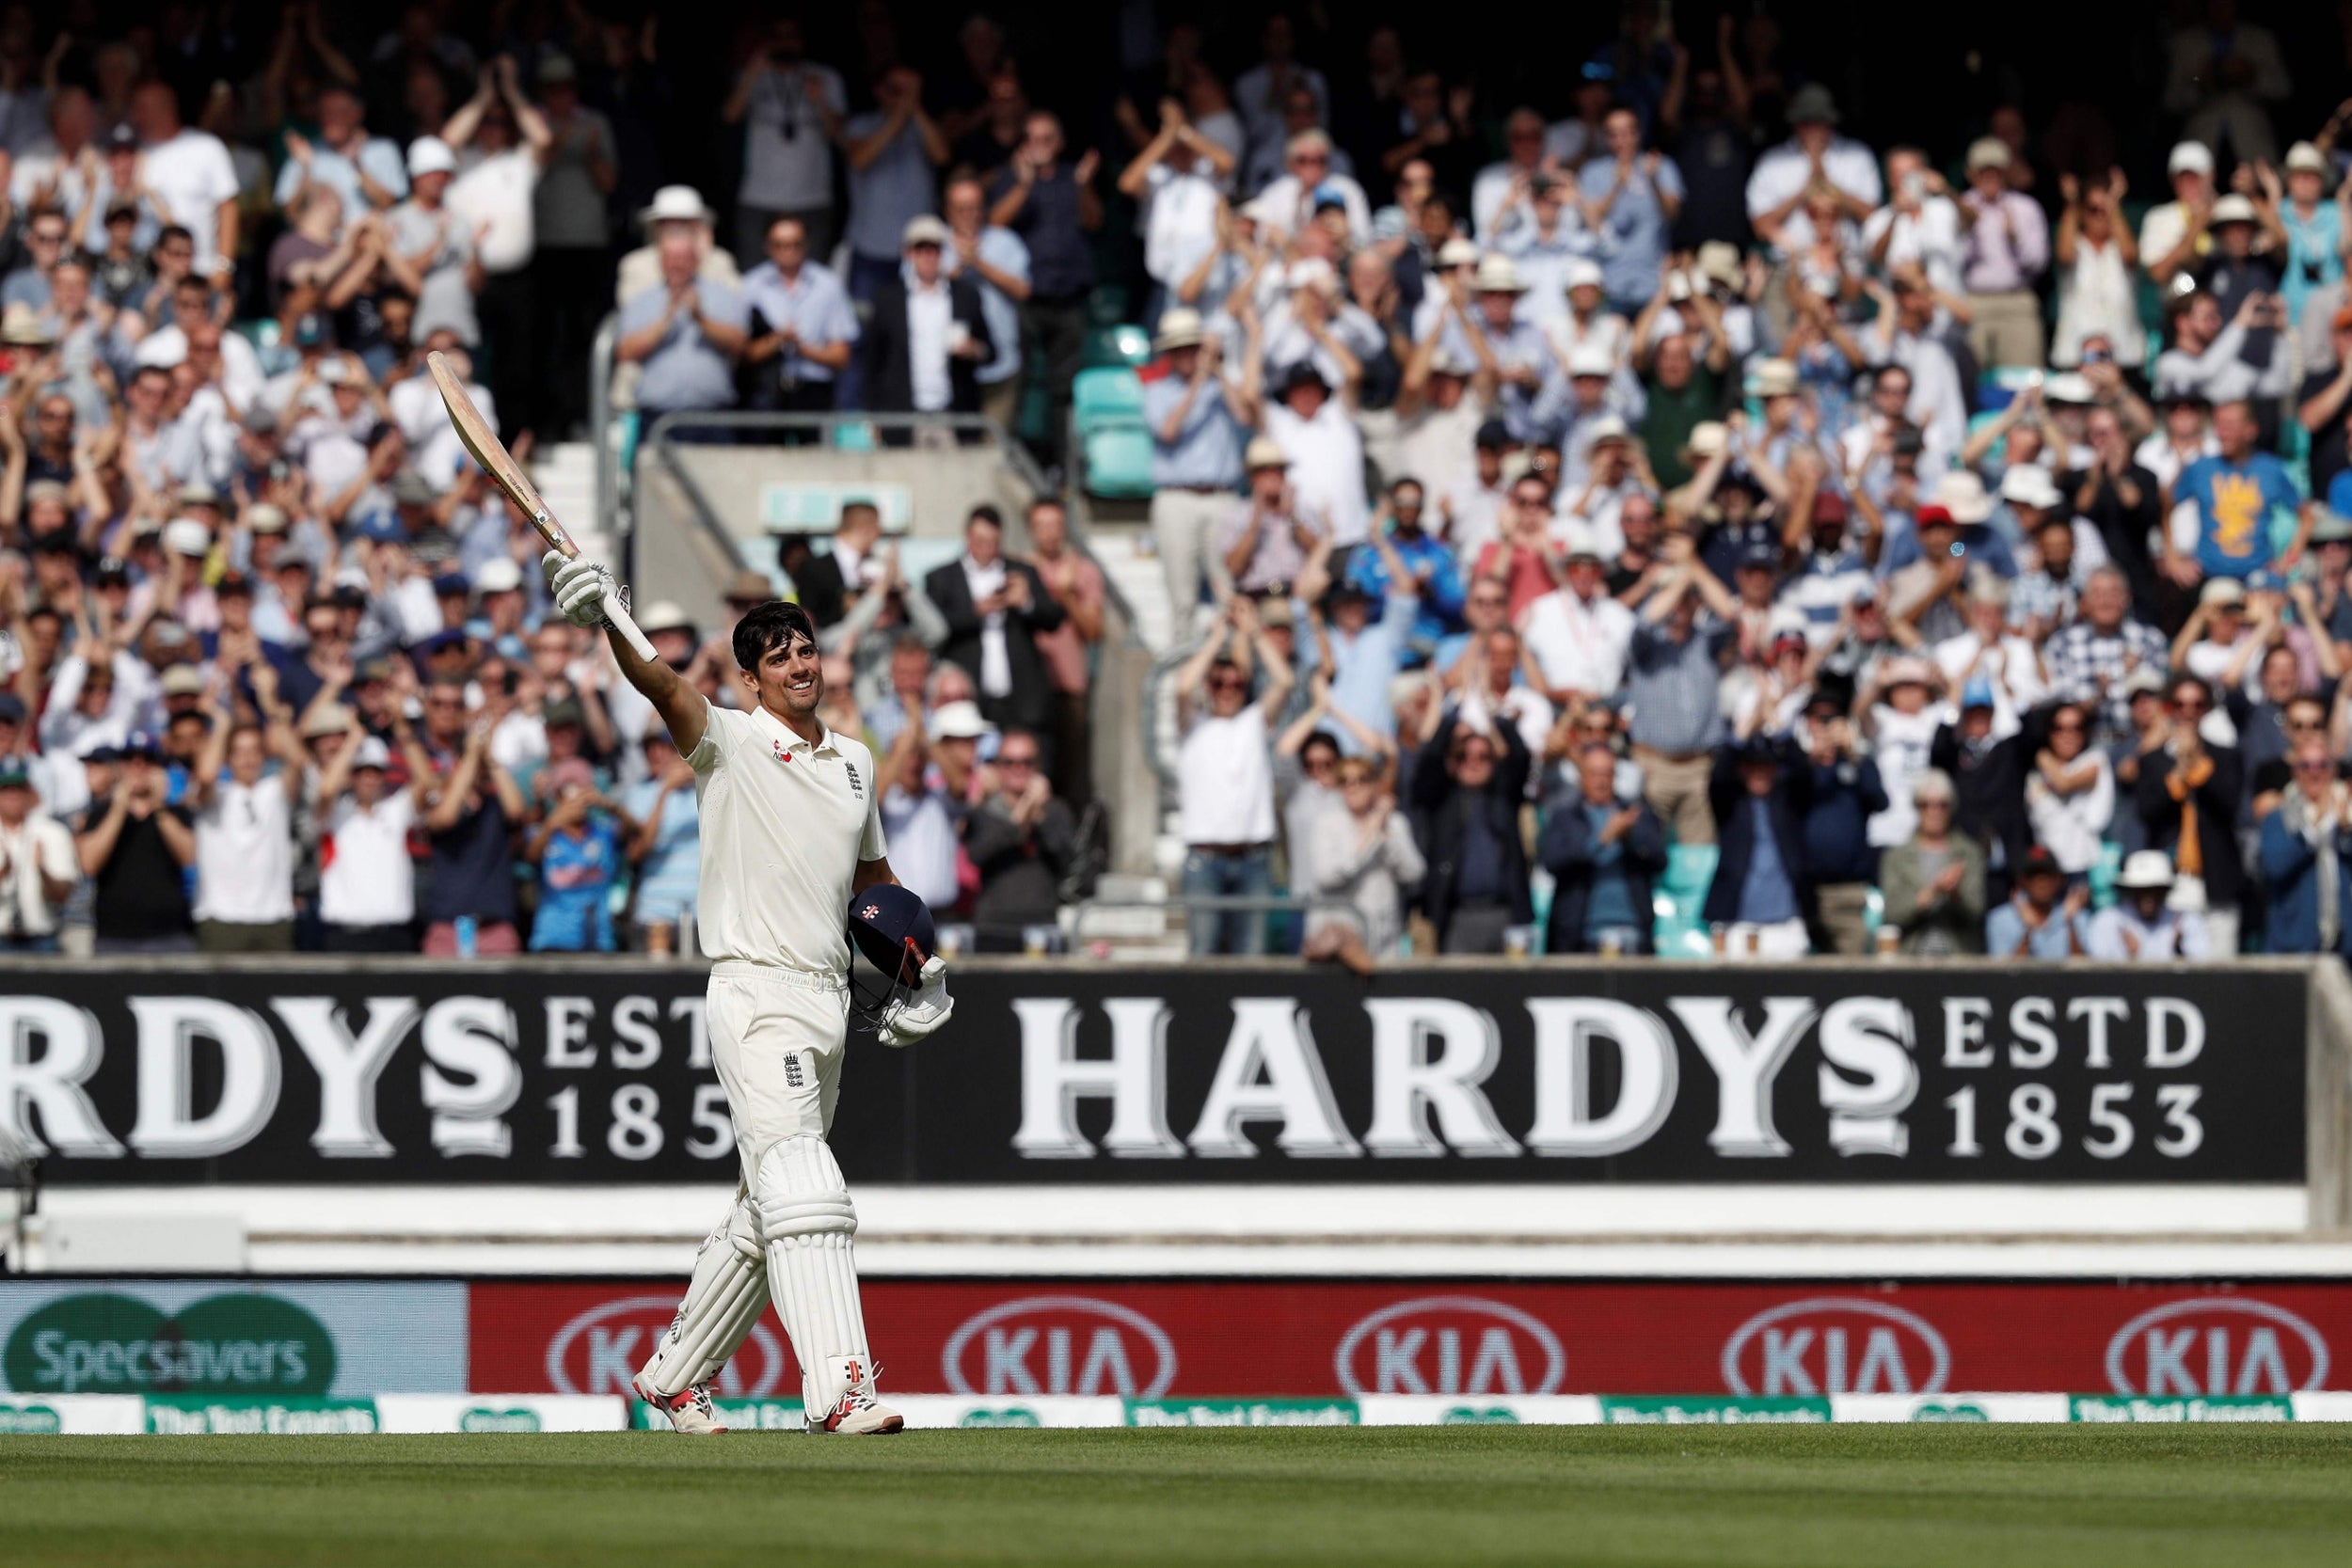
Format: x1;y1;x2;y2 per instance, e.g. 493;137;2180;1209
602;594;659;663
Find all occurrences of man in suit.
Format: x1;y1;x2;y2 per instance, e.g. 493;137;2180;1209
787;501;883;629
860;214;992;420
923;505;1065;741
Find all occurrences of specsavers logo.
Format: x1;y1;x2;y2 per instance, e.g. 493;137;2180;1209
3;1291;335;1395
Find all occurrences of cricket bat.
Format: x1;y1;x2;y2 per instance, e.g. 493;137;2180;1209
425;350;658;662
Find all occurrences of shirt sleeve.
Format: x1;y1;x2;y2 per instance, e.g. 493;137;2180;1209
859;758;888;861
684;699;735;774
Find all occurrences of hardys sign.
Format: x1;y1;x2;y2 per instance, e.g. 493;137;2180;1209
0;961;2310;1184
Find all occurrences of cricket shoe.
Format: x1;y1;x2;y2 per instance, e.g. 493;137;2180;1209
635;1378;727;1434
810;1358;903;1435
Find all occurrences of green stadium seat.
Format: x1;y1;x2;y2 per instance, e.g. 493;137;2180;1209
2089;842;2124;911
1082;424;1155;499
1087;284;1132;326
1661;843;1718;897
1073;366;1146;429
1082;324;1152;369
832;420;877;452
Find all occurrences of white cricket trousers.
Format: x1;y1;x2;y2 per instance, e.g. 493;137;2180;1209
707;959;850;1180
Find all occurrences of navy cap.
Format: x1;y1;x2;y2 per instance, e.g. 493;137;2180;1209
431;572;470;598
1738;542;1782;571
121;730;164;760
848;882;937;988
1474;418;1516;451
0;693;23;723
0;764;29;790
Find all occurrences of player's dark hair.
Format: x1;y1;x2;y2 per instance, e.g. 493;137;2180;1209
734;599;818;671
967;504;1004;531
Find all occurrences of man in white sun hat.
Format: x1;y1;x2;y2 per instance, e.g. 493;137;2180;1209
2086;848;2208;959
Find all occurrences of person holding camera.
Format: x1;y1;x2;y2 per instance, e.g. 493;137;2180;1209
73;731;196;955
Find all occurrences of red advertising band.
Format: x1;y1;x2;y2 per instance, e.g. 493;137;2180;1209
472;1280;2352;1402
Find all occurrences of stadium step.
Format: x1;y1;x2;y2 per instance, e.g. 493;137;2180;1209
1089;520;1178;653
529;442;606;561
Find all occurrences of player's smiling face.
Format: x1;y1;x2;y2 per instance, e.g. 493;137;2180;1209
742;631;823;725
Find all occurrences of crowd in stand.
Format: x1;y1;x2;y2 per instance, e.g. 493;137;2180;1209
2;2;2352;964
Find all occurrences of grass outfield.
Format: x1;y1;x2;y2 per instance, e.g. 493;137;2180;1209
4;1427;2351;1566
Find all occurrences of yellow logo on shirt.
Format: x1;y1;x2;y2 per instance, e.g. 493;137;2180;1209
2206;472;2264;560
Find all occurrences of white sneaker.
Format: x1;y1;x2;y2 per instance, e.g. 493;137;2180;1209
635;1378;728;1434
810;1357;903;1435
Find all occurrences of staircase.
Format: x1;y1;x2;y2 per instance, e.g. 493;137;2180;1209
529;442;607;560
1088;518;1180;653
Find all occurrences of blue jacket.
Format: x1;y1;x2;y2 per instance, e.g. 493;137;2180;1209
1540;792;1667;955
1703;740;1818;927
1802;757;1888;886
2256;809;2352;958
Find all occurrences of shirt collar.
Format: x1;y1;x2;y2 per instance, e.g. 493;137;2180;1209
755;704;833;756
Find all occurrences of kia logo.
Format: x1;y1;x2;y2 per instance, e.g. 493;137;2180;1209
2104;1297;2331;1396
1333;1296;1565;1397
545;1295;787;1398
941;1296;1176;1398
1721;1298;1951;1396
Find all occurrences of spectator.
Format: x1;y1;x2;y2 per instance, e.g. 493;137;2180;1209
924;506;1064;742
723;19;849;266
530;57;618;437
2025;701;2116;878
1121;99;1238;322
1299;752;1424;971
861;214;992;418
129;82;240;281
1879;768;1987;954
1985;845;2091;958
1625;536;1736;843
841;67;949;305
963;726;1076;949
2052;170;2145;368
1147;308;1256;622
2258;742;2352;958
74;732;196;955
0;762;77;952
1174;599;1294;955
517;757;618;953
1025;498;1104;805
1931;680;2034;895
2163;7;2289;167
945;174;1032;435
2154;290;2293;409
408;683;527;957
1523;526;1637;706
1955;137;2049;368
1702;736;1812;958
613;223;750;423
1254;129;1371;247
2137;673;2246;955
276;85;406;218
2087;849;2210;959
2049;565;2171;742
877;713;961;915
1412;705;1534;954
793;503;882;630
312;725;420;953
740;215;860;416
988;113;1099;460
383;137;479;349
1581;107;1683;313
441;58;551;443
185;673;304;952
1540;741;1665;956
1264;360;1369;546
1799;692;1888;954
620;724;700;955
1744;86;1880;234
2173;399;2309;582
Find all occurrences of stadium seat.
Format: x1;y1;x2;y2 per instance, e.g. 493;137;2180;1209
1082;324;1152;370
1073;366;1146;429
1651;844;1720;958
1082;424;1156;499
2089;842;2123;910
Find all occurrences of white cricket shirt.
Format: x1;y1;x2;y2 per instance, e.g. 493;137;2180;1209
686;701;886;974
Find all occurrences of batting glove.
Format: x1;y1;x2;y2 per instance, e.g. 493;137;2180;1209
878;956;953;1049
543;549;618;631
